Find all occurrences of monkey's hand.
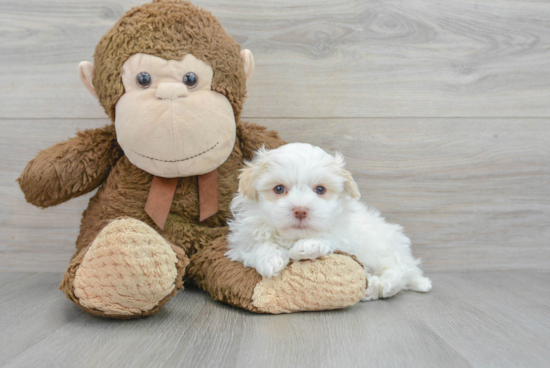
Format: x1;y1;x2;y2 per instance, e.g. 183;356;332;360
18;124;122;208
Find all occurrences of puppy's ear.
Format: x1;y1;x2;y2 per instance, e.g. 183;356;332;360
238;164;258;200
342;170;361;199
334;151;361;199
238;146;269;200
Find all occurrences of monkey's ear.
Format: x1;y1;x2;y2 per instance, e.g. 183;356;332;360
78;61;98;99
240;49;254;82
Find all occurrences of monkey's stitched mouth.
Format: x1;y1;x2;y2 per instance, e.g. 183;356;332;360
131;142;219;163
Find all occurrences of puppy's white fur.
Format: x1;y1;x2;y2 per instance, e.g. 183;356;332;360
226;143;432;300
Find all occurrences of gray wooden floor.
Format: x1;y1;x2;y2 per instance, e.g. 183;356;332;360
0;271;549;368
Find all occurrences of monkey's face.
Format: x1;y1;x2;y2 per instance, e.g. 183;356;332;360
78;1;255;177
112;53;236;177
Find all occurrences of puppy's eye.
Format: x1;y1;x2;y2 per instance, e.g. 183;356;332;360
183;72;198;88
274;185;286;194
315;186;326;195
136;72;152;88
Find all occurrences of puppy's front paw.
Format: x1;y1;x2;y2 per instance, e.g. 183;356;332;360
289;239;332;261
379;277;401;299
378;270;405;299
255;252;289;278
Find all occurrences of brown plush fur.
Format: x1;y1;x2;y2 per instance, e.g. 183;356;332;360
17;125;123;208
21;119;284;318
93;0;247;121
69;122;283;259
188;236;264;312
19;0;365;318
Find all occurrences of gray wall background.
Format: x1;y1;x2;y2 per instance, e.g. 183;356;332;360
1;0;549;272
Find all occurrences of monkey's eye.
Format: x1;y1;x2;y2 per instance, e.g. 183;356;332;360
183;72;198;88
315;186;326;195
136;72;152;88
274;185;286;195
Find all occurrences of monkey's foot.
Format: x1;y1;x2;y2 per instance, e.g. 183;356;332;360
251;253;366;314
68;218;188;319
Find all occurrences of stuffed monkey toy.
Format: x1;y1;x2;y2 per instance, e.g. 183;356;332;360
18;0;367;319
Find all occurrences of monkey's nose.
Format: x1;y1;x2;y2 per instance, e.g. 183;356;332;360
156;83;189;100
293;207;309;220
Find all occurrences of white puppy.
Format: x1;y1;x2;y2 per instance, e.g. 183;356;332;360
226;143;432;300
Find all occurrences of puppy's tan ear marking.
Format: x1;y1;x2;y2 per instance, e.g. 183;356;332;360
333;151;361;199
238;164;258;200
342;170;361;199
239;146;269;200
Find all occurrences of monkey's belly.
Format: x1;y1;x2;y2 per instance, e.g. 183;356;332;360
75;156;234;256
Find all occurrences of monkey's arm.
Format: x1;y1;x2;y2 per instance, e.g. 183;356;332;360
237;121;287;160
18;124;122;208
188;236;367;314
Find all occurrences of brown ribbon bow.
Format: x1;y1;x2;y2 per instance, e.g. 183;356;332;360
144;170;219;230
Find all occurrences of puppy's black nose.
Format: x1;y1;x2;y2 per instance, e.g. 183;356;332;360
293;207;309;220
